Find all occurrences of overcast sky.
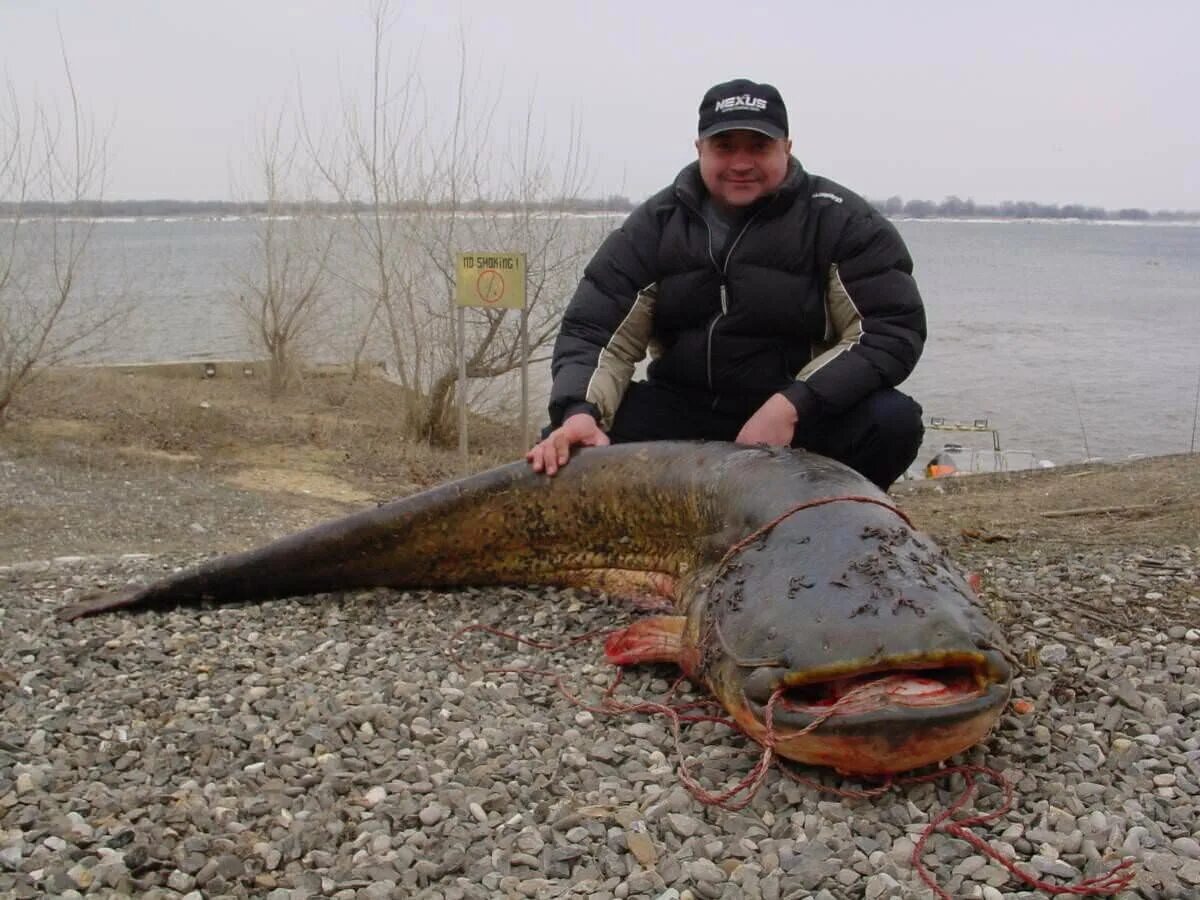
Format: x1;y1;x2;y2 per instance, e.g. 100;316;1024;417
3;0;1198;210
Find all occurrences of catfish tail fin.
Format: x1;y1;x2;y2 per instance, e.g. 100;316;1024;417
58;587;153;621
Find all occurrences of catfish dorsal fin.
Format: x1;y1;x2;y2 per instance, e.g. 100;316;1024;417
604;616;687;666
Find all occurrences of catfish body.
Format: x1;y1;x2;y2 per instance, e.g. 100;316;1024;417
59;442;1011;774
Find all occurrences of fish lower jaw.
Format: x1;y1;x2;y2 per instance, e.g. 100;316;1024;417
770;702;1003;775
734;682;1010;775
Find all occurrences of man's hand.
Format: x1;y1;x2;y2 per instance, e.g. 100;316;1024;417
736;392;799;447
526;412;610;475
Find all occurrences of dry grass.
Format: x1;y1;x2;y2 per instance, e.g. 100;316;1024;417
5;367;526;497
895;452;1200;551
5;365;1198;554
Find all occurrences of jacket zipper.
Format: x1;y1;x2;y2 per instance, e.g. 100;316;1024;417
703;212;760;392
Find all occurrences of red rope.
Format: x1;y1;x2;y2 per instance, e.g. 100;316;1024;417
903;764;1136;898
445;488;1134;896
449;623;767;810
714;494;914;574
765;682;1135;897
709;498;1136;895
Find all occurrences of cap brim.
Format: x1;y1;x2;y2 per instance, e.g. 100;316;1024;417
698;120;786;140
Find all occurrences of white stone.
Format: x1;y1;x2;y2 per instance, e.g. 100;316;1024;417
1039;643;1069;665
363;786;387;807
419;802;448;826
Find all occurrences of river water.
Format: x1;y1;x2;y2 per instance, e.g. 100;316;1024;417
38;215;1200;469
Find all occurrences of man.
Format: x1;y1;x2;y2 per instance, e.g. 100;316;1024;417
526;78;926;490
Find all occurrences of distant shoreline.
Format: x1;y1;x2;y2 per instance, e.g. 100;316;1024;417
3;198;1199;224
5;212;1200;228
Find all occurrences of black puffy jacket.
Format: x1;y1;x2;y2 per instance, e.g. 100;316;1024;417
548;158;925;427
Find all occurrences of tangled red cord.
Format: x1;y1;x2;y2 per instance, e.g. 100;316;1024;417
448;625;1133;896
445;492;1135;896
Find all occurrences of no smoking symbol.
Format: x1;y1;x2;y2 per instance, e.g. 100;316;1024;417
476;269;505;304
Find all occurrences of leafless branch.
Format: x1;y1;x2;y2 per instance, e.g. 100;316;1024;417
274;4;599;442
0;45;121;423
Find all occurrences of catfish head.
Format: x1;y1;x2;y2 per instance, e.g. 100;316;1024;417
606;506;1012;775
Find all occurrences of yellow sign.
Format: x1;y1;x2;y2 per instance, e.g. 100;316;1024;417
455;252;527;309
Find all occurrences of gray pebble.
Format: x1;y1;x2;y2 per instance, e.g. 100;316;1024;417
168;870;197;892
1173;837;1200;860
419;802;449;826
684;858;726;883
864;872;901;899
1179;859;1200;885
1039;643;1069;665
667;813;700;838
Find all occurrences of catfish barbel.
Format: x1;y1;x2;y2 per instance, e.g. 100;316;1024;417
57;442;1012;775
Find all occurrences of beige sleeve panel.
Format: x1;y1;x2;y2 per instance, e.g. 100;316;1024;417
585;284;657;429
795;264;864;381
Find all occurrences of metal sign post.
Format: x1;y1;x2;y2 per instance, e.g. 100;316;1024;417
454;252;528;469
520;306;529;447
457;305;467;465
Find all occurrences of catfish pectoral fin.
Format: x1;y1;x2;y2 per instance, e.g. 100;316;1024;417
604;616;688;666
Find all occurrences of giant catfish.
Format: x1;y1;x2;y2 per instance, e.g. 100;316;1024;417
58;442;1012;775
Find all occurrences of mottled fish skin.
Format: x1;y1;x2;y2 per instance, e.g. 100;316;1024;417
57;442;1011;773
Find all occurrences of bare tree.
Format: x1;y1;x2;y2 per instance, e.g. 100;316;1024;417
234;110;334;398
451;95;597;432
0;52;116;424
300;1;422;410
301;2;596;445
396;33;595;443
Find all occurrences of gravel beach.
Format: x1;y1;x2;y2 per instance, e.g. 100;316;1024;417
1;376;1197;899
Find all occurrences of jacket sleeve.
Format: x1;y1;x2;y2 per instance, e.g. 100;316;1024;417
783;209;925;419
548;201;661;429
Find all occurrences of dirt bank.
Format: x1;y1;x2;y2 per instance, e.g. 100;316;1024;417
2;367;1196;564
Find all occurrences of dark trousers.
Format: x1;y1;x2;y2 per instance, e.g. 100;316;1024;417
606;381;924;490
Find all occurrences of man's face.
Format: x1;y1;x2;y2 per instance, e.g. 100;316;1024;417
696;130;792;211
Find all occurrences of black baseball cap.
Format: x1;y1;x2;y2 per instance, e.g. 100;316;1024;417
698;78;788;140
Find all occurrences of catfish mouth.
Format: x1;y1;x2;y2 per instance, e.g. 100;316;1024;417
742;656;1010;732
776;666;986;716
733;658;1011;774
